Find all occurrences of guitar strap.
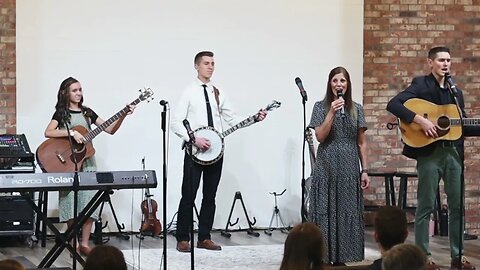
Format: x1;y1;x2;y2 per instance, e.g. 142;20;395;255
81;107;93;130
213;86;224;132
213;86;220;106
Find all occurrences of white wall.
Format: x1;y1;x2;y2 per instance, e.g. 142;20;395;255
16;0;364;232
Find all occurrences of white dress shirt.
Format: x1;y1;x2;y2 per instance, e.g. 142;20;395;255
171;78;244;142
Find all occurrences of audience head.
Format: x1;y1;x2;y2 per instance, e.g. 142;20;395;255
382;243;427;270
374;206;408;252
280;222;325;270
83;245;127;270
0;259;25;270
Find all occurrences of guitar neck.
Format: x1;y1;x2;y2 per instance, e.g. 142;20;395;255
83;98;141;142
458;118;480;126
308;142;316;168
305;129;316;168
220;116;256;139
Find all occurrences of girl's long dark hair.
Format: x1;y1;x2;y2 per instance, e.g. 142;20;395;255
323;67;355;117
55;77;90;126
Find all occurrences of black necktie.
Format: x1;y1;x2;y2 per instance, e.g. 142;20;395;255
202;84;214;127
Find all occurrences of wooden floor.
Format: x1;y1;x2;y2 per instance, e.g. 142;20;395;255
0;224;479;269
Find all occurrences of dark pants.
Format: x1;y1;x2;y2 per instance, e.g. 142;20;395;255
175;152;223;242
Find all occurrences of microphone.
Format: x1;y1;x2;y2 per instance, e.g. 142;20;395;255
182;119;195;143
159;100;168;106
445;73;458;96
295;77;308;102
336;89;345;118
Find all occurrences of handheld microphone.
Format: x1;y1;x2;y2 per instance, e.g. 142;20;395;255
295;77;308;102
182;119;195;143
159;100;168;106
445;73;458;96
336;90;345;118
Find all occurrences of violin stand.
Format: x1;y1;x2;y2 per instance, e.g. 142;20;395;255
93;190;130;244
220;191;259;238
264;189;289;236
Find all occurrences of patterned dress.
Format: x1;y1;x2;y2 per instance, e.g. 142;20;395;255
308;100;366;263
56;110;99;222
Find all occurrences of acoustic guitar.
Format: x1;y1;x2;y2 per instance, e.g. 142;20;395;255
399;98;480;148
36;88;154;173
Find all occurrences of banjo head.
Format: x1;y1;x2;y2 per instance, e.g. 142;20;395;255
191;126;225;165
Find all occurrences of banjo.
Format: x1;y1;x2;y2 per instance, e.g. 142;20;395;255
186;100;281;165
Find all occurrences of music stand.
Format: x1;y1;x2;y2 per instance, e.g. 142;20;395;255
264;189;289;235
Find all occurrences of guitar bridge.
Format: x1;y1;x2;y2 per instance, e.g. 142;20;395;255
56;153;66;164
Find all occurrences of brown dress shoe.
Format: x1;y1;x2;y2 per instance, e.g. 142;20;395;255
176;241;191;252
197;239;222;250
451;256;476;270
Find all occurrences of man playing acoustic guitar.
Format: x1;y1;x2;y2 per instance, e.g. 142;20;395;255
386;46;477;270
171;51;267;252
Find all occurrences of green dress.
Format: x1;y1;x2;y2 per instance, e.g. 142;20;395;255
57;110;99;222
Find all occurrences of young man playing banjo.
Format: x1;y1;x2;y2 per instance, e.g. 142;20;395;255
171;51;267;252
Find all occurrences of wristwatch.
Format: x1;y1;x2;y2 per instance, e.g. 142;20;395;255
69;130;75;137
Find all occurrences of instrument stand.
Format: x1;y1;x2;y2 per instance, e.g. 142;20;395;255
221;191;259;238
94;190;130;243
264;189;289;236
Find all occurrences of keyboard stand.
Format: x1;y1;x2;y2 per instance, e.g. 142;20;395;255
22;189;110;268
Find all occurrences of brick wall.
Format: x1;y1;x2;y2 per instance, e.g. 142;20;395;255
364;0;480;234
0;0;16;134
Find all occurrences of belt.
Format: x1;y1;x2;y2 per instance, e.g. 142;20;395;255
439;141;456;148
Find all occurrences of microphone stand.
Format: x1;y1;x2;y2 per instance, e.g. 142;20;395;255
301;96;308;222
160;102;168;270
447;84;465;266
182;125;196;270
63;115;81;270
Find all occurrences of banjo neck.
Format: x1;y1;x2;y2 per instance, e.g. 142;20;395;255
220;100;282;138
220;116;256;139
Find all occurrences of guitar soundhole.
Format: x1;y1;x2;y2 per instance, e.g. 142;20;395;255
73;143;86;154
437;116;451;130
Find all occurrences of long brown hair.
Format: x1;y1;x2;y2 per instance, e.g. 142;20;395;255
84;245;128;270
55;77;83;113
280;222;325;270
0;259;26;270
323;67;355;117
55;77;92;126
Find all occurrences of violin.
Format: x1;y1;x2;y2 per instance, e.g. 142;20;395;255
140;188;162;236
